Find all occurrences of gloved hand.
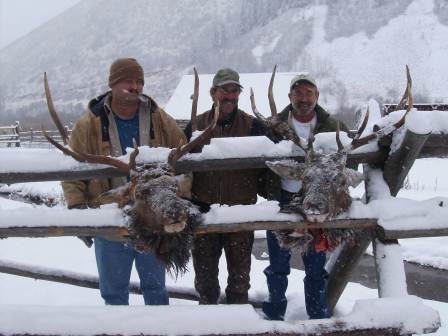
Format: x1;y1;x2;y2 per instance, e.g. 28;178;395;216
69;203;93;248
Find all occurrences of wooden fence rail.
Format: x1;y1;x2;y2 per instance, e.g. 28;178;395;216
0;126;445;335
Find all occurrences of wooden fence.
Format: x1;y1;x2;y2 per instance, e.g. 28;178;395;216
0;121;190;148
19;127;71;146
1;123;446;335
0;122;20;147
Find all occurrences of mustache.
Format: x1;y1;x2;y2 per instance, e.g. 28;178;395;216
122;88;140;95
121;89;147;102
293;102;312;110
222;98;238;105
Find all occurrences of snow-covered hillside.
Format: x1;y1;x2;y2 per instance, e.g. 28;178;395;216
1;0;447;125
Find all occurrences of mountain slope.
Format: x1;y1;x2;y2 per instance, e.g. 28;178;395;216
0;0;447;127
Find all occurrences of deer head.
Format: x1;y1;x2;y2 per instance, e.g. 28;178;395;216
251;66;412;249
43;68;218;274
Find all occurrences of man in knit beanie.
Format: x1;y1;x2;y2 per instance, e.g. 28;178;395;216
108;58;145;117
62;57;186;306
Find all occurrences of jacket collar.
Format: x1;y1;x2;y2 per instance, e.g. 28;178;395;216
279;103;329;128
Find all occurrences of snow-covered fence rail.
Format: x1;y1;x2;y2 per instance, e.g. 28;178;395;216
0;149;386;184
1;132;448;185
0;259;202;303
0;203;378;238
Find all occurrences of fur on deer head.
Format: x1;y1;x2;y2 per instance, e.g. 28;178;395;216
251;66;413;249
43;68;218;275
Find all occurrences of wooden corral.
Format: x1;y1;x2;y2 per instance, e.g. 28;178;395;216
0;122;20;147
383;103;448;115
1;126;447;335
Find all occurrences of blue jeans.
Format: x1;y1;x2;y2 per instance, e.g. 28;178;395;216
263;191;331;320
94;237;168;305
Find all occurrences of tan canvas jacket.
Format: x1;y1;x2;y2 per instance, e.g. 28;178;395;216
62;92;186;208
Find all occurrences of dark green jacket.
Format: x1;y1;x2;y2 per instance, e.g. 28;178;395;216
276;103;348;133
260;104;348;200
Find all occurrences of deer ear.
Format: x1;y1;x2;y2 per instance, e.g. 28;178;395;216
346;168;364;187
94;182;134;208
266;160;305;180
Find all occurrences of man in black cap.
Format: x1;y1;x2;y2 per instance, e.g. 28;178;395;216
262;73;348;321
184;68;267;304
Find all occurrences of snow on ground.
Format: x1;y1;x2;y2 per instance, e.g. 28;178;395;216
0;228;445;335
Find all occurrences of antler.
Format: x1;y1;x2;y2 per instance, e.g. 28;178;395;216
268;65;277;117
250;65;278;121
168;69;219;165
338;65;413;152
43;73;133;174
250;88;268;122
336;108;370;152
250;66;309;153
44;72;69;145
190;67;199;133
395;64;413;112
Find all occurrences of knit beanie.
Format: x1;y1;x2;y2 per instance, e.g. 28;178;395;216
108;58;144;87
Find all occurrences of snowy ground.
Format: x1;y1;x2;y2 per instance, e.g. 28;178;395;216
0;158;447;335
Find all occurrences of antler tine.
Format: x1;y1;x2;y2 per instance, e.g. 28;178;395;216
336;122;344;152
349;66;413;151
307;130;314;152
268;65;277;117
392;65;413;129
129;139;140;172
42;127;131;173
341;108;371;152
406;65;413;112
44;72;131;174
395;64;412;112
44;72;69;145
250;88;267;122
168;102;220;166
353;108;369;141
190;67;199;133
42;127;87;162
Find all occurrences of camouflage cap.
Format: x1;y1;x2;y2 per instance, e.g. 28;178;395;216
290;73;317;89
212;68;243;88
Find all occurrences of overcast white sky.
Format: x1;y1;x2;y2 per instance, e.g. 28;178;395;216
0;0;80;50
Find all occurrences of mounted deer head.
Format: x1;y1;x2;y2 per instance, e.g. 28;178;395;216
251;66;413;249
43;68;218;274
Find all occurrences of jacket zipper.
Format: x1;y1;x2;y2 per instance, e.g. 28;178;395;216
218;124;223;203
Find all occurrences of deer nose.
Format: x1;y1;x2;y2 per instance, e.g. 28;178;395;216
302;199;327;215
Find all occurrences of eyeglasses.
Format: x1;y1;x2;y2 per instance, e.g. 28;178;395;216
290;90;316;98
217;86;242;95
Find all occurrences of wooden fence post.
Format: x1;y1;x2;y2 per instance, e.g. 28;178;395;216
326;164;381;311
383;129;430;196
14;121;21;147
372;238;408;298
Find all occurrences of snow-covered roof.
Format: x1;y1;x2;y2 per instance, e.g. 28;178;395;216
165;72;299;120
